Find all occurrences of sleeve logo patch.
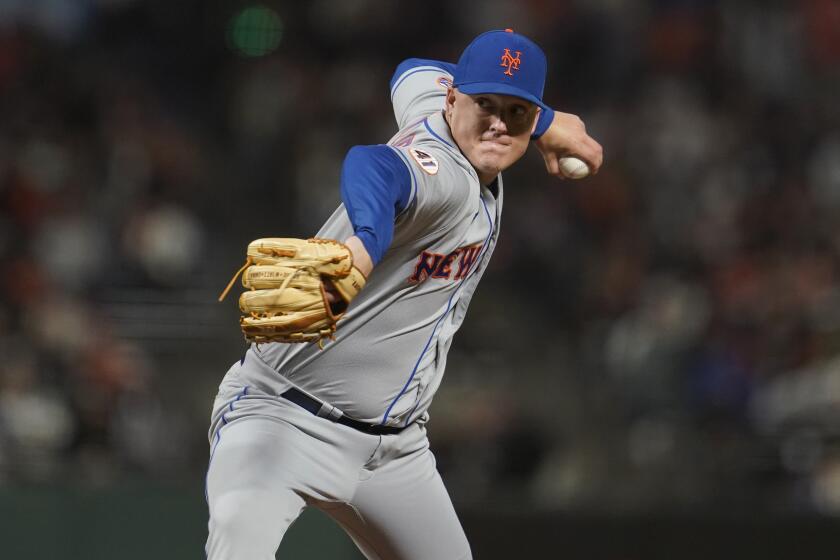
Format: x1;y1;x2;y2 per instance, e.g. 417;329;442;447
437;76;453;89
409;148;439;175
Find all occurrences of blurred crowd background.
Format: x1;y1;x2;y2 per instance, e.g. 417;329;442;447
3;0;840;540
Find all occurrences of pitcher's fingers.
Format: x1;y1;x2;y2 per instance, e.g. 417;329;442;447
544;152;562;178
579;137;603;174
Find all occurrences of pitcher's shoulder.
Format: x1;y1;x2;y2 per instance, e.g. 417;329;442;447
390;58;455;130
389;58;456;99
388;139;466;188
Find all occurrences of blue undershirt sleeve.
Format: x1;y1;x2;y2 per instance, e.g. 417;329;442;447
532;106;555;139
340;145;412;266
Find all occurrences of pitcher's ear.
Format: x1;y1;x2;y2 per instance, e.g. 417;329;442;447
445;87;458;110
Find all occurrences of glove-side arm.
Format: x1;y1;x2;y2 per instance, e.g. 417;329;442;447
339;144;412;265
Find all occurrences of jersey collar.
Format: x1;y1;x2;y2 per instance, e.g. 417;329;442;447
424;110;459;153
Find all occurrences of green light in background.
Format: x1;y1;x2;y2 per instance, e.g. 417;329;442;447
228;5;283;57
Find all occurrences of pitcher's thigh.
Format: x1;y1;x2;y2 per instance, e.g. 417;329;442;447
205;418;307;560
325;457;471;560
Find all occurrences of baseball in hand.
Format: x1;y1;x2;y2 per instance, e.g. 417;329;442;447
558;157;590;179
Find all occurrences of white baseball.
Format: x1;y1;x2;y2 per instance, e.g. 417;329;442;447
558;157;590;179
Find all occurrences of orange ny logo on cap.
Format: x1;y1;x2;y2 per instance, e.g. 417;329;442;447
500;48;521;76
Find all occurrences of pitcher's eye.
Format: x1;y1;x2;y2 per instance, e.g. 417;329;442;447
476;97;492;110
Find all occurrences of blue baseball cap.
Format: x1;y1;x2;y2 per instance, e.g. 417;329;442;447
453;29;549;111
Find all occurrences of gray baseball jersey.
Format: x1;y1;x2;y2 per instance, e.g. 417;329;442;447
233;63;503;428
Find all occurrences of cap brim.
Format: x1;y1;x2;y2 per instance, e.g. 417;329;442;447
456;82;550;112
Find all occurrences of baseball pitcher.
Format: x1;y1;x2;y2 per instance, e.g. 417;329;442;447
207;29;602;560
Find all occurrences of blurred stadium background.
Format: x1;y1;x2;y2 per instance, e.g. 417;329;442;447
2;0;840;558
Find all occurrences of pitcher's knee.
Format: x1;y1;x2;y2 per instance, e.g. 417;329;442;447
208;488;304;558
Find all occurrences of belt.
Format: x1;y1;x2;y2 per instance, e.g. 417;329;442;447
280;387;407;436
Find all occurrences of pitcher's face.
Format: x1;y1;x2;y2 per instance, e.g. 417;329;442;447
445;88;538;184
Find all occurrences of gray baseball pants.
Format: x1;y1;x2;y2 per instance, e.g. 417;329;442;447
204;378;472;560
